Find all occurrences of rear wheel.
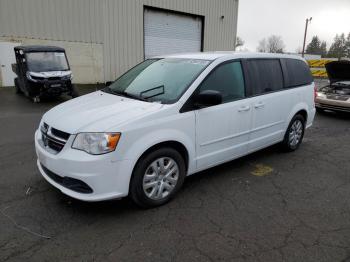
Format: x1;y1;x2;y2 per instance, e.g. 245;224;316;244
281;114;305;152
130;147;186;208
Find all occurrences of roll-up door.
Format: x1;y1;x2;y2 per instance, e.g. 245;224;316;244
144;8;203;59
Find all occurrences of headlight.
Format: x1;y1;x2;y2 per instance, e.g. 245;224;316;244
316;92;326;98
72;133;121;155
26;72;37;82
62;74;73;80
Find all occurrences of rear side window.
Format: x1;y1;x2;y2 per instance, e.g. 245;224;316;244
199;61;245;103
282;58;313;87
245;59;284;95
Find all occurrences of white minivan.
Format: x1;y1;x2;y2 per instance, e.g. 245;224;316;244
35;52;315;207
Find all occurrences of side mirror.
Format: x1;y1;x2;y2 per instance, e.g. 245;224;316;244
194;90;222;108
105;81;113;87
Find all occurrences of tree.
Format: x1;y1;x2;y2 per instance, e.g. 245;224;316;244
305;36;328;57
346;33;350;58
306;36;321;55
257;35;285;53
257;38;268;52
235;36;244;49
328;33;347;59
320;41;327;57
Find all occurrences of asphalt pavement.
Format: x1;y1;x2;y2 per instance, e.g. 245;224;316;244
1;85;350;262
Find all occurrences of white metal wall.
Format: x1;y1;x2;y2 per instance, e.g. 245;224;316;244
0;0;239;82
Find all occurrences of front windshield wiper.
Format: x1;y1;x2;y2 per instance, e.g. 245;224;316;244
104;87;148;102
140;85;165;99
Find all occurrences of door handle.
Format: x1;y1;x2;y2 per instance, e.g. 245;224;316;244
238;105;250;112
254;102;265;109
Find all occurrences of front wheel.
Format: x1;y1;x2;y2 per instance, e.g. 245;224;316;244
70;85;79;98
14;78;23;94
130;147;186;208
281;115;305;152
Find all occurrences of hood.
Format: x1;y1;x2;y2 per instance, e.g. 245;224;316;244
29;71;72;78
43;91;163;133
325;61;350;84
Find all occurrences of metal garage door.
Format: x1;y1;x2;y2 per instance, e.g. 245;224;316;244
144;8;203;59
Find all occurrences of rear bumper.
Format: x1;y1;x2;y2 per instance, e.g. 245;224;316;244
35;130;134;201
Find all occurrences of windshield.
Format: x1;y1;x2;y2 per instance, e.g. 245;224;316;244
106;58;211;103
26;52;69;72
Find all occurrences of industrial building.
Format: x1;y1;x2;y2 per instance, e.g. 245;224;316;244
0;0;239;86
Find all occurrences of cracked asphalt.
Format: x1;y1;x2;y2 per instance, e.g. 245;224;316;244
1;85;350;262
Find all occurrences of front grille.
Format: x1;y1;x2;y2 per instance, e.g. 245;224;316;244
41;123;70;153
41;164;93;194
51;128;70;140
31;75;45;81
326;95;349;101
48;77;62;81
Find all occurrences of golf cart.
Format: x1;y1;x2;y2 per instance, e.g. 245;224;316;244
12;45;78;102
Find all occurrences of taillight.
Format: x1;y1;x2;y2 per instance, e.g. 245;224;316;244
314;84;317;101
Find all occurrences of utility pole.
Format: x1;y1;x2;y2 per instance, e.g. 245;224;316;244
302;17;312;57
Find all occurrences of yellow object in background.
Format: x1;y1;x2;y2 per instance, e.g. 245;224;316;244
307;60;333;68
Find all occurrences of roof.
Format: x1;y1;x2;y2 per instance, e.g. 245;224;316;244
155;51;306;61
14;45;65;53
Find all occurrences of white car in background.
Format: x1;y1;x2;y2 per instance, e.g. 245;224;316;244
35;52;315;207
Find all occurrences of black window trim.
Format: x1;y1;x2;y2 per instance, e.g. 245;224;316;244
242;57;313;98
180;57;314;113
180;58;247;113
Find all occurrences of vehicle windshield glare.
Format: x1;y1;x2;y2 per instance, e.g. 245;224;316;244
107;58;211;103
26;52;69;72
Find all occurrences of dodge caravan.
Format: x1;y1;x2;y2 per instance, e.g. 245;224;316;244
35;52;315;207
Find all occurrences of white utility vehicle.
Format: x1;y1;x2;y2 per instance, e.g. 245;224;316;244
35;52;315;207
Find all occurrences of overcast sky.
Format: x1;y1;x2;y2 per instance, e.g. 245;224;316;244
237;0;350;53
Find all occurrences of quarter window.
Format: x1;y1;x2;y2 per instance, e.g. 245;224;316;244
282;59;313;87
198;61;245;103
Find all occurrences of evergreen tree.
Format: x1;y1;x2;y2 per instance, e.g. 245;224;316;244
346;33;350;58
306;36;321;55
320;41;327;58
328;33;347;59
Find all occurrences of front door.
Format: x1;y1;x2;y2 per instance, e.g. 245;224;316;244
194;61;252;170
0;42;20;87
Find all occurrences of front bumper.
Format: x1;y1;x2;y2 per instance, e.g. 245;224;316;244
315;98;350;113
29;79;73;97
35;130;134;201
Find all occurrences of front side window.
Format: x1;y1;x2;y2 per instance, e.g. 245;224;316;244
106;58;211;104
198;61;245;103
26;52;69;72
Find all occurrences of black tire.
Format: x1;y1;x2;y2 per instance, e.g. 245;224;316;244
130;147;186;208
281;114;306;152
14;78;22;94
70;85;79;98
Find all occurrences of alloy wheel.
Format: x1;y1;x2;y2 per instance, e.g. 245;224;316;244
142;157;179;200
